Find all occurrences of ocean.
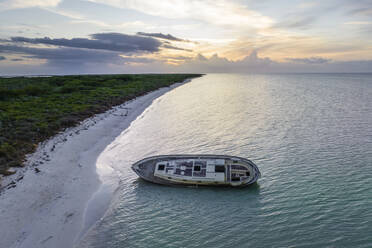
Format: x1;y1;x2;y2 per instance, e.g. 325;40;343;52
79;73;372;248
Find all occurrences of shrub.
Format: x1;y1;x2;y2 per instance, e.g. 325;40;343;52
0;74;202;175
0;142;16;159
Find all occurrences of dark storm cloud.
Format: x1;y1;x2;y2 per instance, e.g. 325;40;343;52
11;33;162;53
285;57;332;64
8;33;191;59
0;43;159;66
0;44;124;64
0;30;196;72
137;32;187;42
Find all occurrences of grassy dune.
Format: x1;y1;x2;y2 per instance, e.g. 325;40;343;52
0;74;201;175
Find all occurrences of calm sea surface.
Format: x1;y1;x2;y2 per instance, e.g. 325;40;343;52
80;74;372;248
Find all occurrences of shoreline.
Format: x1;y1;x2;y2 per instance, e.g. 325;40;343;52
0;79;192;248
0;74;201;176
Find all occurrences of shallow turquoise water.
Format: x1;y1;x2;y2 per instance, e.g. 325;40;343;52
80;74;372;248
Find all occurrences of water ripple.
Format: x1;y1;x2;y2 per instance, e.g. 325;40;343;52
79;73;372;248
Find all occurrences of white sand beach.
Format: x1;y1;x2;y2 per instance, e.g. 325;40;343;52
0;80;190;248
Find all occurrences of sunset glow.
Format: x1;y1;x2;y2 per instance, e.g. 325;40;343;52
1;0;372;74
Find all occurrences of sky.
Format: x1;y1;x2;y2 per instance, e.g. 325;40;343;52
0;0;372;75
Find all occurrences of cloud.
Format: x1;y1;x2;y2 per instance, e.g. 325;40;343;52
2;49;372;75
163;51;371;73
1;36;371;75
11;33;162;53
285;57;332;64
344;21;372;25
0;44;123;64
0;0;61;10
118;55;156;64
162;44;192;52
174;51;275;73
87;0;273;29
9;32;191;55
274;16;317;29
196;54;207;61
137;32;187;42
1;32;172;67
346;0;372;16
297;2;318;9
349;8;372;16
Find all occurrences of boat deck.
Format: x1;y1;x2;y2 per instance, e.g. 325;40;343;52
132;155;261;187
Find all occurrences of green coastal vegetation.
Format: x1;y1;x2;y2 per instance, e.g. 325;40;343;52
0;74;202;175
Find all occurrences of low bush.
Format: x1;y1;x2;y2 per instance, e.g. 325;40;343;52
0;74;202;175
